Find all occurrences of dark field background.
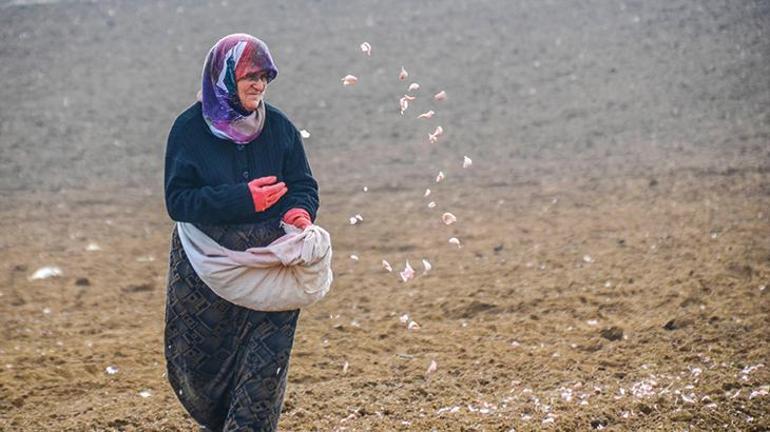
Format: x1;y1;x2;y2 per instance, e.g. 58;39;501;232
1;0;769;430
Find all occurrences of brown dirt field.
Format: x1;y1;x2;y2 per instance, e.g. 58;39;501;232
1;0;769;430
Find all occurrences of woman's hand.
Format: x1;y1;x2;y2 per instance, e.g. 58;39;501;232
248;176;287;212
283;208;312;230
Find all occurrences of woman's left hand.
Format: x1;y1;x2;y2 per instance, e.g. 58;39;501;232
283;208;312;230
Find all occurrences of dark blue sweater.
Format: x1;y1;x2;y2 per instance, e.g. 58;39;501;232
164;102;319;224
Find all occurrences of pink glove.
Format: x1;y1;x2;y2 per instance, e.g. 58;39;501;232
247;176;287;212
283;208;312;230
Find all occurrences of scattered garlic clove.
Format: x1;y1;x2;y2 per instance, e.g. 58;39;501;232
399;66;408;80
400;260;415;282
360;42;372;56
428;125;444;143
29;266;62;281
341;75;358;86
422;259;432;274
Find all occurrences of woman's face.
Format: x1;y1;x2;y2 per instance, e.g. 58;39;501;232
236;71;269;111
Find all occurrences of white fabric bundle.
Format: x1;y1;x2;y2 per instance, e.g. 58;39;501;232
177;222;333;311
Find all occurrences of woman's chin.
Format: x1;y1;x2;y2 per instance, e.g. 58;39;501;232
244;100;261;111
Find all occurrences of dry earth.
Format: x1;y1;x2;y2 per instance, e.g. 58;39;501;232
1;0;769;430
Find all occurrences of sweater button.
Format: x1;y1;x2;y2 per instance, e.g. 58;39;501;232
242;171;249;179
237;145;245;151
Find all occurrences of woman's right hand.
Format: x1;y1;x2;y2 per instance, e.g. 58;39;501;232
247;176;287;212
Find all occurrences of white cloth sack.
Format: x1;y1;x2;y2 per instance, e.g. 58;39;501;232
176;222;333;311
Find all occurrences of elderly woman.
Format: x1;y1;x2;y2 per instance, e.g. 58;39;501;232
163;33;318;431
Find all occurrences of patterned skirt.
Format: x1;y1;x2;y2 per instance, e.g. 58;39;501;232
165;219;300;432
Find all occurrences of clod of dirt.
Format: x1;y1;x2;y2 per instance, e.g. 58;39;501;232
591;418;609;429
578;341;604;352
600;326;624;341
122;283;153;293
637;403;653;415
663;317;692;331
493;244;504;253
649;178;658;187
12;264;28;272
75;277;90;286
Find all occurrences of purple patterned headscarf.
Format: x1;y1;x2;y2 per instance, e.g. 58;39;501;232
200;34;278;144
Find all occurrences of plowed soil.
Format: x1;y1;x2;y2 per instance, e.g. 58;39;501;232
1;0;769;430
